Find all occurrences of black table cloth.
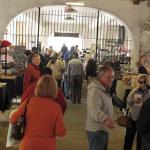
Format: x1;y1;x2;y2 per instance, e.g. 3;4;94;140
0;75;17;99
0;83;11;112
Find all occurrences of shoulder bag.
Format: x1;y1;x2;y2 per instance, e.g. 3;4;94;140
11;99;30;141
116;108;132;128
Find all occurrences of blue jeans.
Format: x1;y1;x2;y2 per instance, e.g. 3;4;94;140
87;130;109;150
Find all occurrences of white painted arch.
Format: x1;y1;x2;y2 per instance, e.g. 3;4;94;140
5;5;134;41
0;0;150;67
5;5;134;54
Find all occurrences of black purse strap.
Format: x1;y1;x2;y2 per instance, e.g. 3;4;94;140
125;108;130;116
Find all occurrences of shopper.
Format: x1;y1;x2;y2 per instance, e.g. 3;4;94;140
67;52;85;104
45;48;53;64
61;44;68;60
123;74;150;150
63;60;71;99
47;52;64;88
86;58;97;84
137;98;150;150
24;50;33;64
21;67;67;114
86;65;115;150
10;75;66;150
23;54;41;91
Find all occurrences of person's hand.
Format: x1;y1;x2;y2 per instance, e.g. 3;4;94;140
103;118;115;129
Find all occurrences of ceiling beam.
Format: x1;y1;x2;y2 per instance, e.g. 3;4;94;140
133;0;140;4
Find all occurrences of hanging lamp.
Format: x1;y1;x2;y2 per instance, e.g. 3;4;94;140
65;0;85;6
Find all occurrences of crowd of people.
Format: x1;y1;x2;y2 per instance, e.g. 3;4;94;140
9;44;150;150
23;44;89;103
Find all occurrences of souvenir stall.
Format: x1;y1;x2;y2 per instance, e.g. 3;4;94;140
120;20;150;106
0;40;22;111
0;40;12;111
122;20;150;88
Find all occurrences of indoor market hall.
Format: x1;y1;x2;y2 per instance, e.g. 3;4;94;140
0;0;150;150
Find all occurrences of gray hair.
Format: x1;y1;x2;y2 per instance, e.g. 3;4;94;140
32;54;40;60
98;65;113;78
72;52;79;58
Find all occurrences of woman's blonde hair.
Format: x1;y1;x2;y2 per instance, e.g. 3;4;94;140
35;75;58;99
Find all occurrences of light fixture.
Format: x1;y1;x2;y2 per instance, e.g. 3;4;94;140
64;15;75;21
65;1;85;6
64;5;78;13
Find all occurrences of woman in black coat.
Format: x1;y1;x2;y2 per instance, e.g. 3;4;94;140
137;97;150;150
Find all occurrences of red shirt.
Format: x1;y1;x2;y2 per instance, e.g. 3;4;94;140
21;83;67;114
23;64;40;91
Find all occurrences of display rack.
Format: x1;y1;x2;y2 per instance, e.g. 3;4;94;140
0;47;8;75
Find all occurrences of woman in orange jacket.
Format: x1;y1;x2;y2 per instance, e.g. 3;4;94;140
10;75;66;150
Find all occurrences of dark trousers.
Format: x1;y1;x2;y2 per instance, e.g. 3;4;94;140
123;119;142;150
142;137;150;150
87;130;108;150
57;79;62;88
70;75;83;103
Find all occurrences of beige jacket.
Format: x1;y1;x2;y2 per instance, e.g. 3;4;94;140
47;59;64;80
86;80;113;132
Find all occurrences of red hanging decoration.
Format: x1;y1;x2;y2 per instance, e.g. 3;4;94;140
0;40;11;48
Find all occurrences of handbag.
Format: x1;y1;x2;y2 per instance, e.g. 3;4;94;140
11;99;30;141
116;108;132;128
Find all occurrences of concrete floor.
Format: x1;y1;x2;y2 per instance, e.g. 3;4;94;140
0;80;136;150
0;102;136;150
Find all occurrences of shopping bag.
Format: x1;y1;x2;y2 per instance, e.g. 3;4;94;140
6;122;19;147
6;109;19;147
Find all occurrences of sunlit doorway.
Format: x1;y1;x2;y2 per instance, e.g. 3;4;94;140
47;36;83;52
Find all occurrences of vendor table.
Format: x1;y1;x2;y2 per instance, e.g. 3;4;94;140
0;82;10;112
0;75;17;100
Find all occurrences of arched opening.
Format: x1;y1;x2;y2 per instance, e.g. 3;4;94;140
0;4;145;150
4;5;133;68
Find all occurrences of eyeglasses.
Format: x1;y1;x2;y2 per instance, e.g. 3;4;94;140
138;80;146;84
